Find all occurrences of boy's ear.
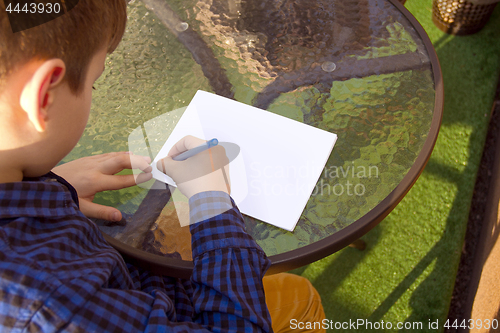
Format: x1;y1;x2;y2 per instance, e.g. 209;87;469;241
20;59;66;132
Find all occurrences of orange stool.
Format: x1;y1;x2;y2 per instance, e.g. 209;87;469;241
263;273;326;333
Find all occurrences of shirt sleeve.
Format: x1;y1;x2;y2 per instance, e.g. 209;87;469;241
73;191;272;333
188;191;273;332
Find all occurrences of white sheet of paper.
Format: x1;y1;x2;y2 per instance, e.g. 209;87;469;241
152;90;337;231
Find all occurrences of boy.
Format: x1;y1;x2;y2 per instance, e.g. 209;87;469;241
0;1;325;332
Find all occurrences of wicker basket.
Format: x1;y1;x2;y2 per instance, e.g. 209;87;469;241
432;0;498;35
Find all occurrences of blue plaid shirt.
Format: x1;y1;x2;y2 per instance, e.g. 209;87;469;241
0;172;272;332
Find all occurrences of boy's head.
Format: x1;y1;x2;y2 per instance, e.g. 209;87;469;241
0;0;127;94
0;0;127;182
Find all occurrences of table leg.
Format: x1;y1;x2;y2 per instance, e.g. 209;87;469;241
115;181;172;248
349;239;366;251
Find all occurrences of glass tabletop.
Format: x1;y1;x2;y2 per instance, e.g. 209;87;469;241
64;0;443;276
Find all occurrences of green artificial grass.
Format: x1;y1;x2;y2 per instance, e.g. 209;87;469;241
290;2;500;332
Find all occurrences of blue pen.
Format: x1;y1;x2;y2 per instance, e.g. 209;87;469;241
172;138;219;161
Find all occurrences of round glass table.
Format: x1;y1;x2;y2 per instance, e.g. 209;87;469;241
69;0;443;278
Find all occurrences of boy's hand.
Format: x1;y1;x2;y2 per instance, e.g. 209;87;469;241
157;135;231;199
53;152;152;222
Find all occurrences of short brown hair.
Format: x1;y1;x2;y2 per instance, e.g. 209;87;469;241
0;0;127;94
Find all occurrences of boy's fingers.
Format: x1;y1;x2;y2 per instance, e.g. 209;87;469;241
102;152;152;174
80;200;122;222
90;173;151;193
157;146;229;184
167;135;206;157
134;171;153;184
123;154;152;172
157;156;173;174
157;156;202;183
104;173;152;190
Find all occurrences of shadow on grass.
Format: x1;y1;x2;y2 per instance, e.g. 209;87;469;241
369;158;476;325
290;225;383;321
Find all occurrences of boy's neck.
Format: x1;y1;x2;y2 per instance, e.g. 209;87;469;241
0;120;27;183
0;167;24;183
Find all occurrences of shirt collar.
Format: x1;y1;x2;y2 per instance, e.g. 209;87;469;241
0;172;80;220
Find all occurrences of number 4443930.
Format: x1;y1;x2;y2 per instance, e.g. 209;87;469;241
5;2;61;14
444;319;498;330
